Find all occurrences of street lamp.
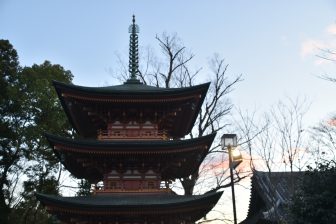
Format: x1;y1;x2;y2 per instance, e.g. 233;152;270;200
221;134;242;224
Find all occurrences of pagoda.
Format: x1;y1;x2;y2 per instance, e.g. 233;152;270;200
37;16;222;224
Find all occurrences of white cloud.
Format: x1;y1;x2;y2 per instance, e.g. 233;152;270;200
326;23;336;35
300;23;336;65
314;57;330;66
300;39;324;58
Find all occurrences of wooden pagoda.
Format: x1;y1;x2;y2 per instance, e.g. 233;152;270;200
37;16;222;224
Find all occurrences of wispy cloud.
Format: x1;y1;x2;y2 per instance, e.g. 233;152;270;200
300;39;325;58
327;117;336;126
300;23;336;65
326;23;336;35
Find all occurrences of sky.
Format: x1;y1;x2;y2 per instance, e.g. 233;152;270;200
1;1;335;127
1;0;336;222
1;1;336;122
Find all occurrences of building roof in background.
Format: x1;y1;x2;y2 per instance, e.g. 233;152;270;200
241;171;303;224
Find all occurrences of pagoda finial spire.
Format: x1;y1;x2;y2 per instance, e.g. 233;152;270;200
128;15;139;81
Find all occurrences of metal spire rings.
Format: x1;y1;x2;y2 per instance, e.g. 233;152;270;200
128;15;139;80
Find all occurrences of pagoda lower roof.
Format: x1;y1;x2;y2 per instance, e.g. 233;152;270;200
36;191;222;223
46;133;216;182
53;80;210;138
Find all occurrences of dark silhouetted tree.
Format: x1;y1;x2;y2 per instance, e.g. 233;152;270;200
289;161;336;224
0;39;73;224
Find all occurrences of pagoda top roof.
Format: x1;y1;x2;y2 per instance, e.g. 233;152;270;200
53;80;210;97
53;80;210;138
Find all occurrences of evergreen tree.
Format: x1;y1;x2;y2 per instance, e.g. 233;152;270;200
0;39;73;223
289;161;336;224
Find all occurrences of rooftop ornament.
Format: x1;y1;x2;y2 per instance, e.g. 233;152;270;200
126;15;141;84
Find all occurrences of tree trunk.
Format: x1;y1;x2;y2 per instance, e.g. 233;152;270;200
180;173;198;196
182;180;195;196
0;192;9;224
0;161;12;224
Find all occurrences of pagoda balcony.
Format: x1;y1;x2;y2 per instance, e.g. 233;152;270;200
97;129;168;140
94;187;173;195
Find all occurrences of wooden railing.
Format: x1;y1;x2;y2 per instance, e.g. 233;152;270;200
97;129;167;140
94;188;172;195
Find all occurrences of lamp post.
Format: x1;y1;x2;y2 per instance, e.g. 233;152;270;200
221;134;242;224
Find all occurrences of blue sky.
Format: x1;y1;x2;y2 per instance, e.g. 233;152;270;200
1;1;335;127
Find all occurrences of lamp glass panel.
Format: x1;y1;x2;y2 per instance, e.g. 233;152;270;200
225;138;234;147
221;137;225;149
222;134;237;147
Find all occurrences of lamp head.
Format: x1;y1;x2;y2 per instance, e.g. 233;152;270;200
221;134;237;149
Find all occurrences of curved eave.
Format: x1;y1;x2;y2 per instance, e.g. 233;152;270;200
37;191;222;222
53;80;210;97
242;172;263;222
46;133;216;181
45;132;216;153
52;80;209;138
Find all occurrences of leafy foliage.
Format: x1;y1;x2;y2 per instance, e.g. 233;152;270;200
289;161;336;224
0;39;73;224
76;179;92;196
0;39;21;224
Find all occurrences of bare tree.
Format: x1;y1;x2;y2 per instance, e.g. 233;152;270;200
180;55;242;196
317;43;336;82
272;97;310;172
237;97;310;172
112;33;243;223
234;97;310;223
310;118;336;162
312;41;336;161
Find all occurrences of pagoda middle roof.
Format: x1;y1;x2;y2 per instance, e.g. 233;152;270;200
46;133;216;181
46;132;216;152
